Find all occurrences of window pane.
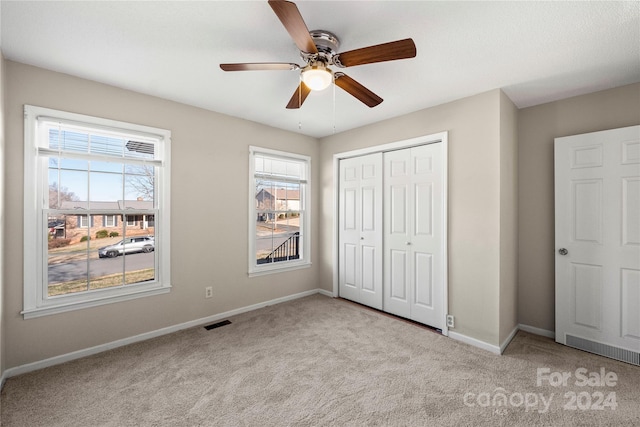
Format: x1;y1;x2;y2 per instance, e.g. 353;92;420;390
255;236;273;264
122;222;155;285
48;250;89;297
48;160;89;209
47;216;91;296
124;165;155;206
90;171;124;204
256;180;275;211
89;248;124;291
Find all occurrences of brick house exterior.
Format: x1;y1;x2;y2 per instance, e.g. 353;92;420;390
50;200;154;243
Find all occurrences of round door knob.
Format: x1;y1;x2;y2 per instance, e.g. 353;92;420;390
361;237;364;240
558;248;568;256
406;242;412;246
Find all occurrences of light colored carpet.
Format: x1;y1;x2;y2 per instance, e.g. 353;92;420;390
1;294;639;426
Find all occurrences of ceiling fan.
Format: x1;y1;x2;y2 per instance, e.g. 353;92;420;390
220;0;417;109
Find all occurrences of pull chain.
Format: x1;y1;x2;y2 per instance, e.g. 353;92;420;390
298;75;303;131
332;75;336;134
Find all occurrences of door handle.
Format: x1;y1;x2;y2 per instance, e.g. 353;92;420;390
361;237;364;240
406;242;412;246
558;248;568;256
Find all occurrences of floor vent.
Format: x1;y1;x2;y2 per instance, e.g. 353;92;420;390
204;320;232;330
566;334;640;366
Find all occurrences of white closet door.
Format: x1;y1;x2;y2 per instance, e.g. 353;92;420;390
555;125;640;359
384;144;444;329
339;153;383;309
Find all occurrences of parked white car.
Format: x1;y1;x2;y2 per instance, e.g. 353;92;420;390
98;236;154;258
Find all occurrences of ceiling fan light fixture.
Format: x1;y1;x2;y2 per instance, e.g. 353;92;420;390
302;64;333;91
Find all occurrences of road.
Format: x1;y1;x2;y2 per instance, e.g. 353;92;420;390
48;252;154;284
256;223;299;254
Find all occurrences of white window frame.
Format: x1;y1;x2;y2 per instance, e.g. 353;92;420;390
78;215;91;228
23;105;172;319
104;215;117;227
249;146;311;276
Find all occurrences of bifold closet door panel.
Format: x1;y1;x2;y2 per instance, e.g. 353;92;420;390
384;144;444;329
338;153;383;309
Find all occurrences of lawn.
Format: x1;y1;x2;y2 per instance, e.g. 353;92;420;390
48;268;155;296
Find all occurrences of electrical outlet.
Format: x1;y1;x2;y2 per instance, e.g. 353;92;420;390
446;315;455;328
205;286;213;299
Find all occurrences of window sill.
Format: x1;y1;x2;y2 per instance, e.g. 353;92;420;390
22;285;171;319
248;261;311;277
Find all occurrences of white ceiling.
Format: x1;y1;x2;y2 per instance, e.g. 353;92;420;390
1;1;639;138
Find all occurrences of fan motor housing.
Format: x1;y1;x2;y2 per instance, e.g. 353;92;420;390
302;30;340;65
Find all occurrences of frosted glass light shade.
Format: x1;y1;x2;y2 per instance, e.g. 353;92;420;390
302;66;332;91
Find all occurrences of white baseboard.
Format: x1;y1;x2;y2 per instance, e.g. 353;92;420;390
518;323;555;339
3;288;328;380
317;288;334;298
500;325;519;354
448;331;501;355
449;324;556;356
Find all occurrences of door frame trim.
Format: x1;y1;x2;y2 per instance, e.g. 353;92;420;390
332;131;449;335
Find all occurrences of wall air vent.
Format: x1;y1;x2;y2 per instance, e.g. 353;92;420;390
566;334;640;366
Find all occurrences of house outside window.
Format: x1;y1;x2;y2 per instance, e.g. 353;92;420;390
23;105;171;318
249;146;311;275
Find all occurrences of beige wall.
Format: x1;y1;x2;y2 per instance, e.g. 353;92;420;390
0;52;6;377
3;61;320;369
517;83;640;332
320;90;505;346
498;91;518;344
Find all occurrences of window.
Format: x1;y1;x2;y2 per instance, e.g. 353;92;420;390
249;146;310;275
23;105;171;318
103;215;117;227
78;215;93;228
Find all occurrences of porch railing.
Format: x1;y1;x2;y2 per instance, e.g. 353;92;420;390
258;232;300;264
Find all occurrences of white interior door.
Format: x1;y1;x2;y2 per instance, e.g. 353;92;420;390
555;125;640;362
384;144;444;329
339;153;383;309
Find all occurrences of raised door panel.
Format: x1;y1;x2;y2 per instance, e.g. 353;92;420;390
390;185;408;235
572;263;602;330
621;269;640;341
414;182;433;237
572;179;602;244
622;177;640;246
414;252;433;308
344;189;357;231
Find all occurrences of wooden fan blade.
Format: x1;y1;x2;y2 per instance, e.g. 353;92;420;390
268;0;318;54
220;63;300;71
335;38;416;67
286;82;312;109
334;73;383;108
